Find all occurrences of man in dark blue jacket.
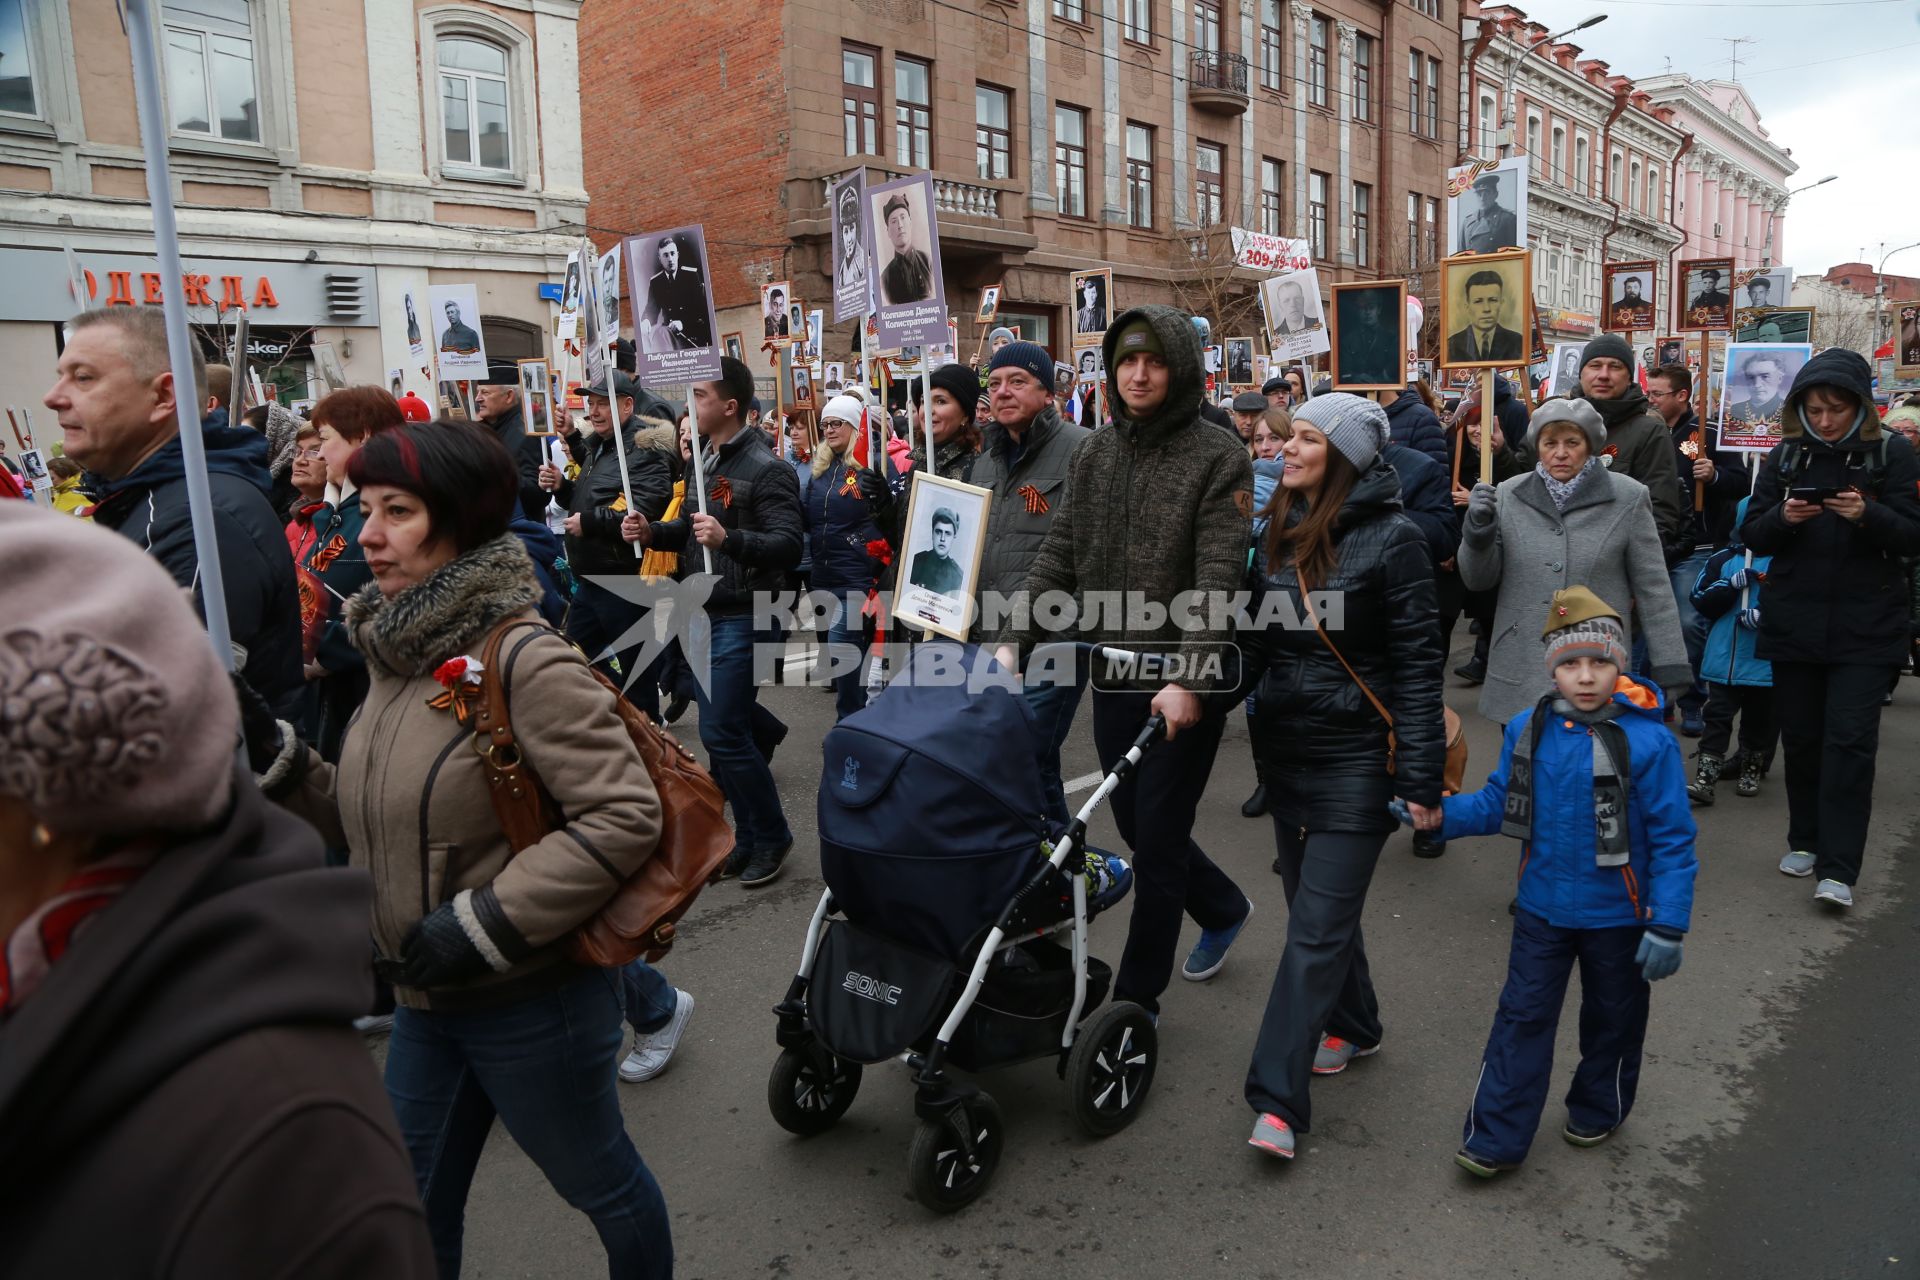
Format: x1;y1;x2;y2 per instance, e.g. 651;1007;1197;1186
46;308;302;716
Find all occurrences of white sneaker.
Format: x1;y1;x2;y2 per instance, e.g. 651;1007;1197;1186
619;989;694;1083
1778;850;1816;878
353;1014;393;1036
1813;879;1854;908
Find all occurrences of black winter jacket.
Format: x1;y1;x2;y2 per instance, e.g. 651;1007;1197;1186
557;416;675;578
90;421;303;717
1380;442;1459;571
1384;389;1449;470
1739;350;1920;667
1244;463;1446;830
1667;408;1757;551
482;403;549;522
649;426;803;616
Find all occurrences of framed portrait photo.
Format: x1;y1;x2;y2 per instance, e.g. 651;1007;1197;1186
892;471;993;642
1447;156;1529;256
790;364;816;410
1655;335;1687;371
517;358;553;436
1545;342;1586;398
761;281;795;345
1074;344;1105;391
1439;249;1531;369
1329;280;1408;391
1259;267;1331;363
1603;261;1658;333
1224;337;1257;389
977;284;1003;324
1898;301;1920;375
1735;306;1814;345
1069;268;1112;347
722;332;746;362
1733;266;1793;314
1719;342;1812;451
1675;257;1736;333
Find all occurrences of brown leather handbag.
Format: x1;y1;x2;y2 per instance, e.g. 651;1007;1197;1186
1296;574;1469;795
471;619;735;965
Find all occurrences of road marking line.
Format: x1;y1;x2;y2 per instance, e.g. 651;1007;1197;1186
1064;771;1105;794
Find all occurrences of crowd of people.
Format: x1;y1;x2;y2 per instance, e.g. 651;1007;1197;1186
6;298;1919;1273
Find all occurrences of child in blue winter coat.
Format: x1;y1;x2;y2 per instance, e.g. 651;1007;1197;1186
1687;497;1775;804
1408;586;1698;1177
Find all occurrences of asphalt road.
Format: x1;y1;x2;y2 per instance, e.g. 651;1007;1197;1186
439;641;1918;1279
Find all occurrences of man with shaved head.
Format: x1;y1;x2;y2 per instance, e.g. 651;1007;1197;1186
44;307;302;712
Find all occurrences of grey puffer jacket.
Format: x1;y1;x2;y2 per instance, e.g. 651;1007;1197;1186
1459;464;1688;723
1013;303;1252;690
972;404;1090;628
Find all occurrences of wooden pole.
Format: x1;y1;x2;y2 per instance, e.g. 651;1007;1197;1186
1478;368;1496;486
1696;336;1717;513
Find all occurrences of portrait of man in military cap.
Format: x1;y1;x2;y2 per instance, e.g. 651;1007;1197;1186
876;189;934;304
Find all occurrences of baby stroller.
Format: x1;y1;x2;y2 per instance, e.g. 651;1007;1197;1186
768;642;1163;1213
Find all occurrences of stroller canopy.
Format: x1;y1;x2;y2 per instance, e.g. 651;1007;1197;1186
818;643;1049;959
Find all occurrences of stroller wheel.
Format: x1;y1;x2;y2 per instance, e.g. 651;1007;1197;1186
1064;1001;1158;1137
767;1047;863;1136
907;1091;1004;1213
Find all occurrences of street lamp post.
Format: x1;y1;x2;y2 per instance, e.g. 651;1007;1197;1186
1497;15;1605;160
1875;238;1920;348
1760;174;1836;268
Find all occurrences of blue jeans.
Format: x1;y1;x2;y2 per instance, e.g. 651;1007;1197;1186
824;611;870;721
569;578;662;721
1668;549;1713;717
386;971;672;1279
622;960;677;1035
691;612;791;853
1023;658;1088;829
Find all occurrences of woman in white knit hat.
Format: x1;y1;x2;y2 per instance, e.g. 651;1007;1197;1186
1241;392;1447;1162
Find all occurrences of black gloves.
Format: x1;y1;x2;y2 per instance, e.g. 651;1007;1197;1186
231;671;284;774
857;466;893;519
395;899;492;989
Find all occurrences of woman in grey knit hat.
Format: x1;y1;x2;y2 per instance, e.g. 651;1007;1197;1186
1458;397;1689;724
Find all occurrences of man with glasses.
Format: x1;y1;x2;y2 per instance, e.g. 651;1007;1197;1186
475;362;546;519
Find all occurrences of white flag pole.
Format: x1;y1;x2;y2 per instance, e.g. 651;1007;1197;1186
124;0;235;676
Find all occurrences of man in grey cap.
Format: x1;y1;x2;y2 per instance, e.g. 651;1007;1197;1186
1461;173;1517;253
880;192;934;304
1231;389;1268;444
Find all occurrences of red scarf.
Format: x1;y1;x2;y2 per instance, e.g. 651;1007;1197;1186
0;848;154;1018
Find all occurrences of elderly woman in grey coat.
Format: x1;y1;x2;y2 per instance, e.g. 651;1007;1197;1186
1459;398;1689;723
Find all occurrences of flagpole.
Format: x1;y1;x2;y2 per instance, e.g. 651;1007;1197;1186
124;0;235;674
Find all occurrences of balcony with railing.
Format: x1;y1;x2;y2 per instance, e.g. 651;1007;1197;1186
1188;51;1250;116
789;164;1037;256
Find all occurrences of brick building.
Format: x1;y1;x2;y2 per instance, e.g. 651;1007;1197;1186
0;0;587;413
583;0;1459;381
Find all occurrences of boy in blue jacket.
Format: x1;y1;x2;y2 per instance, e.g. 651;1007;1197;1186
1687;497;1775;803
1409;586;1698;1177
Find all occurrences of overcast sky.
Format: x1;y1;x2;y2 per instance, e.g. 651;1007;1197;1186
1515;0;1920;277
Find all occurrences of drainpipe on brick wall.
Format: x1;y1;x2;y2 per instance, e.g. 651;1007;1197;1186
1595;85;1629;269
1461;21;1497;162
1663;130;1694;314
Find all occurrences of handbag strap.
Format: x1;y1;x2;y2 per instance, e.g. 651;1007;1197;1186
1296;567;1394;731
472;618;558;851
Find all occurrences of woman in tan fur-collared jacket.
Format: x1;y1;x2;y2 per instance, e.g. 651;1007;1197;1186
266;419;674;1280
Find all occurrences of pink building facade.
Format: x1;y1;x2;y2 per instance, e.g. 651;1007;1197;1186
1636;76;1797;269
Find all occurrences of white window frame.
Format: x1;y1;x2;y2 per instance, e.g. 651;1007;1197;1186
421;7;534;187
1574;134;1590;196
1478;93;1495;156
147;0;294;163
0;0;81;145
438;37;513;173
